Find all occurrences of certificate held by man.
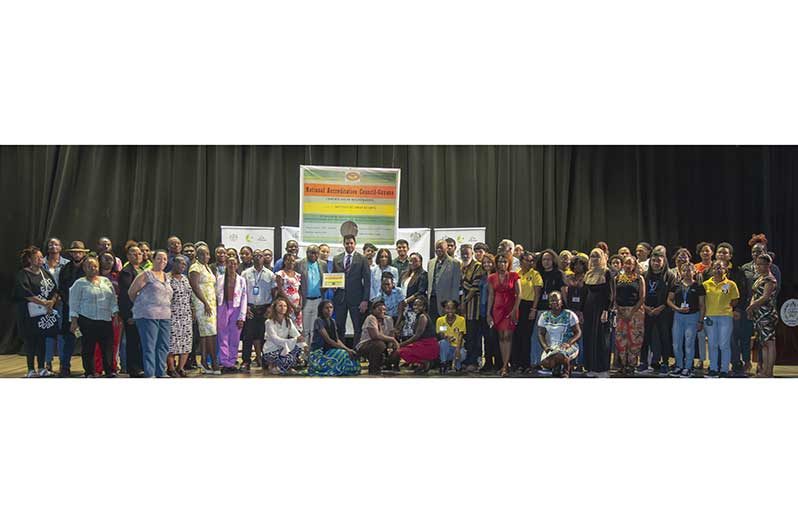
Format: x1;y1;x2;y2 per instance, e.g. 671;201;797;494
323;272;345;289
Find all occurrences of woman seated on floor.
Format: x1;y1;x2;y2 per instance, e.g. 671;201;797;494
307;300;361;376
263;297;306;375
537;291;582;377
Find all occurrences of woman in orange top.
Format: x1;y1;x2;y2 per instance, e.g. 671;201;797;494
694;242;715;275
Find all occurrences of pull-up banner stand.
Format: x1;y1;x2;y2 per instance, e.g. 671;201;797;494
433;227;487;248
220;226;275;253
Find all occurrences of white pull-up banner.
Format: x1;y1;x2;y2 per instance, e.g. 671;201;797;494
433;227;486;247
220;226;275;253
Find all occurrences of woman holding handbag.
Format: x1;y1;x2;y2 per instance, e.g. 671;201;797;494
14;246;60;377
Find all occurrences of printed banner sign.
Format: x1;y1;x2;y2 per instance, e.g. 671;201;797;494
433;227;486;247
322;273;345;289
299;165;400;246
220;226;275;253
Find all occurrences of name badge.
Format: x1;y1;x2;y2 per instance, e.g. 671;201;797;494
572;296;580;303
721;284;729;294
439;325;448;332
253;286;260;296
681;302;689;309
542;293;548;300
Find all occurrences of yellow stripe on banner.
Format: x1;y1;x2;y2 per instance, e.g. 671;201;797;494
303;202;396;217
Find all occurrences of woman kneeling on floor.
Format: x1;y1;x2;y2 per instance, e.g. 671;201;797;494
537;291;582;377
263;297;306;375
394;296;439;373
307;300;361;376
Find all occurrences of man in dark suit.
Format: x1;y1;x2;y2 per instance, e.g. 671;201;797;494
332;234;371;347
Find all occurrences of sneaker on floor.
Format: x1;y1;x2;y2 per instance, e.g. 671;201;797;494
657;364;670;375
39;368;55;377
636;365;653;375
669;367;682;377
705;370;719;378
212;369;222;375
719;372;729;378
680;368;691;377
26;369;39;378
239;364;251;373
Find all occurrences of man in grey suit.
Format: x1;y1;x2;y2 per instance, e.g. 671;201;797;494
332;234;371;347
296;244;328;338
427;239;462;322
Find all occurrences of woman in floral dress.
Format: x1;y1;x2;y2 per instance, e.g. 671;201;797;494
747;253;778;377
167;255;193;377
276;253;303;331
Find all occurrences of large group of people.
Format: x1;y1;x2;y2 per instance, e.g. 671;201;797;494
12;231;783;378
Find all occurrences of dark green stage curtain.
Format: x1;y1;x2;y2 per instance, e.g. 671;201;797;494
1;145;796;354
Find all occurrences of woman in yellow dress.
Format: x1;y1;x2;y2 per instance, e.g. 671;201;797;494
188;245;220;374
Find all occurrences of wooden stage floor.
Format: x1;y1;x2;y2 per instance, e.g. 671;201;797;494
1;354;797;378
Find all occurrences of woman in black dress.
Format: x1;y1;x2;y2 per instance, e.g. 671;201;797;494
14;246;60;377
582;248;615;377
565;253;589;372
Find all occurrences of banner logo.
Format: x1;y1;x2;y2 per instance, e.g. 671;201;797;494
780;299;798;327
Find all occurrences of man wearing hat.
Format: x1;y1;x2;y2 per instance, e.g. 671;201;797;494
57;241;89;376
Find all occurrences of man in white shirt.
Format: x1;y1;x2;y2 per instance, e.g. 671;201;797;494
240;251;277;371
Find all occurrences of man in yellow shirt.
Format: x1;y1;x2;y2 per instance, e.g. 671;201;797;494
437;300;467;373
702;261;740;377
511;251;543;373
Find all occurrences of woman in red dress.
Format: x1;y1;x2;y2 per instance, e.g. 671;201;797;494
487;254;521;377
396;296;440;373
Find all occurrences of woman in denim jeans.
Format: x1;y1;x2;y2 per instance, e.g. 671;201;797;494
667;263;705;377
702;261;739;378
129;250;173;378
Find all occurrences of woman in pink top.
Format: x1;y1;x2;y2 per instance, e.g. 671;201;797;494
215;256;247;372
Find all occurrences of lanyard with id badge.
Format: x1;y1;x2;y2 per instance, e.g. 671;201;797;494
680;285;690;310
252;270;264;296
